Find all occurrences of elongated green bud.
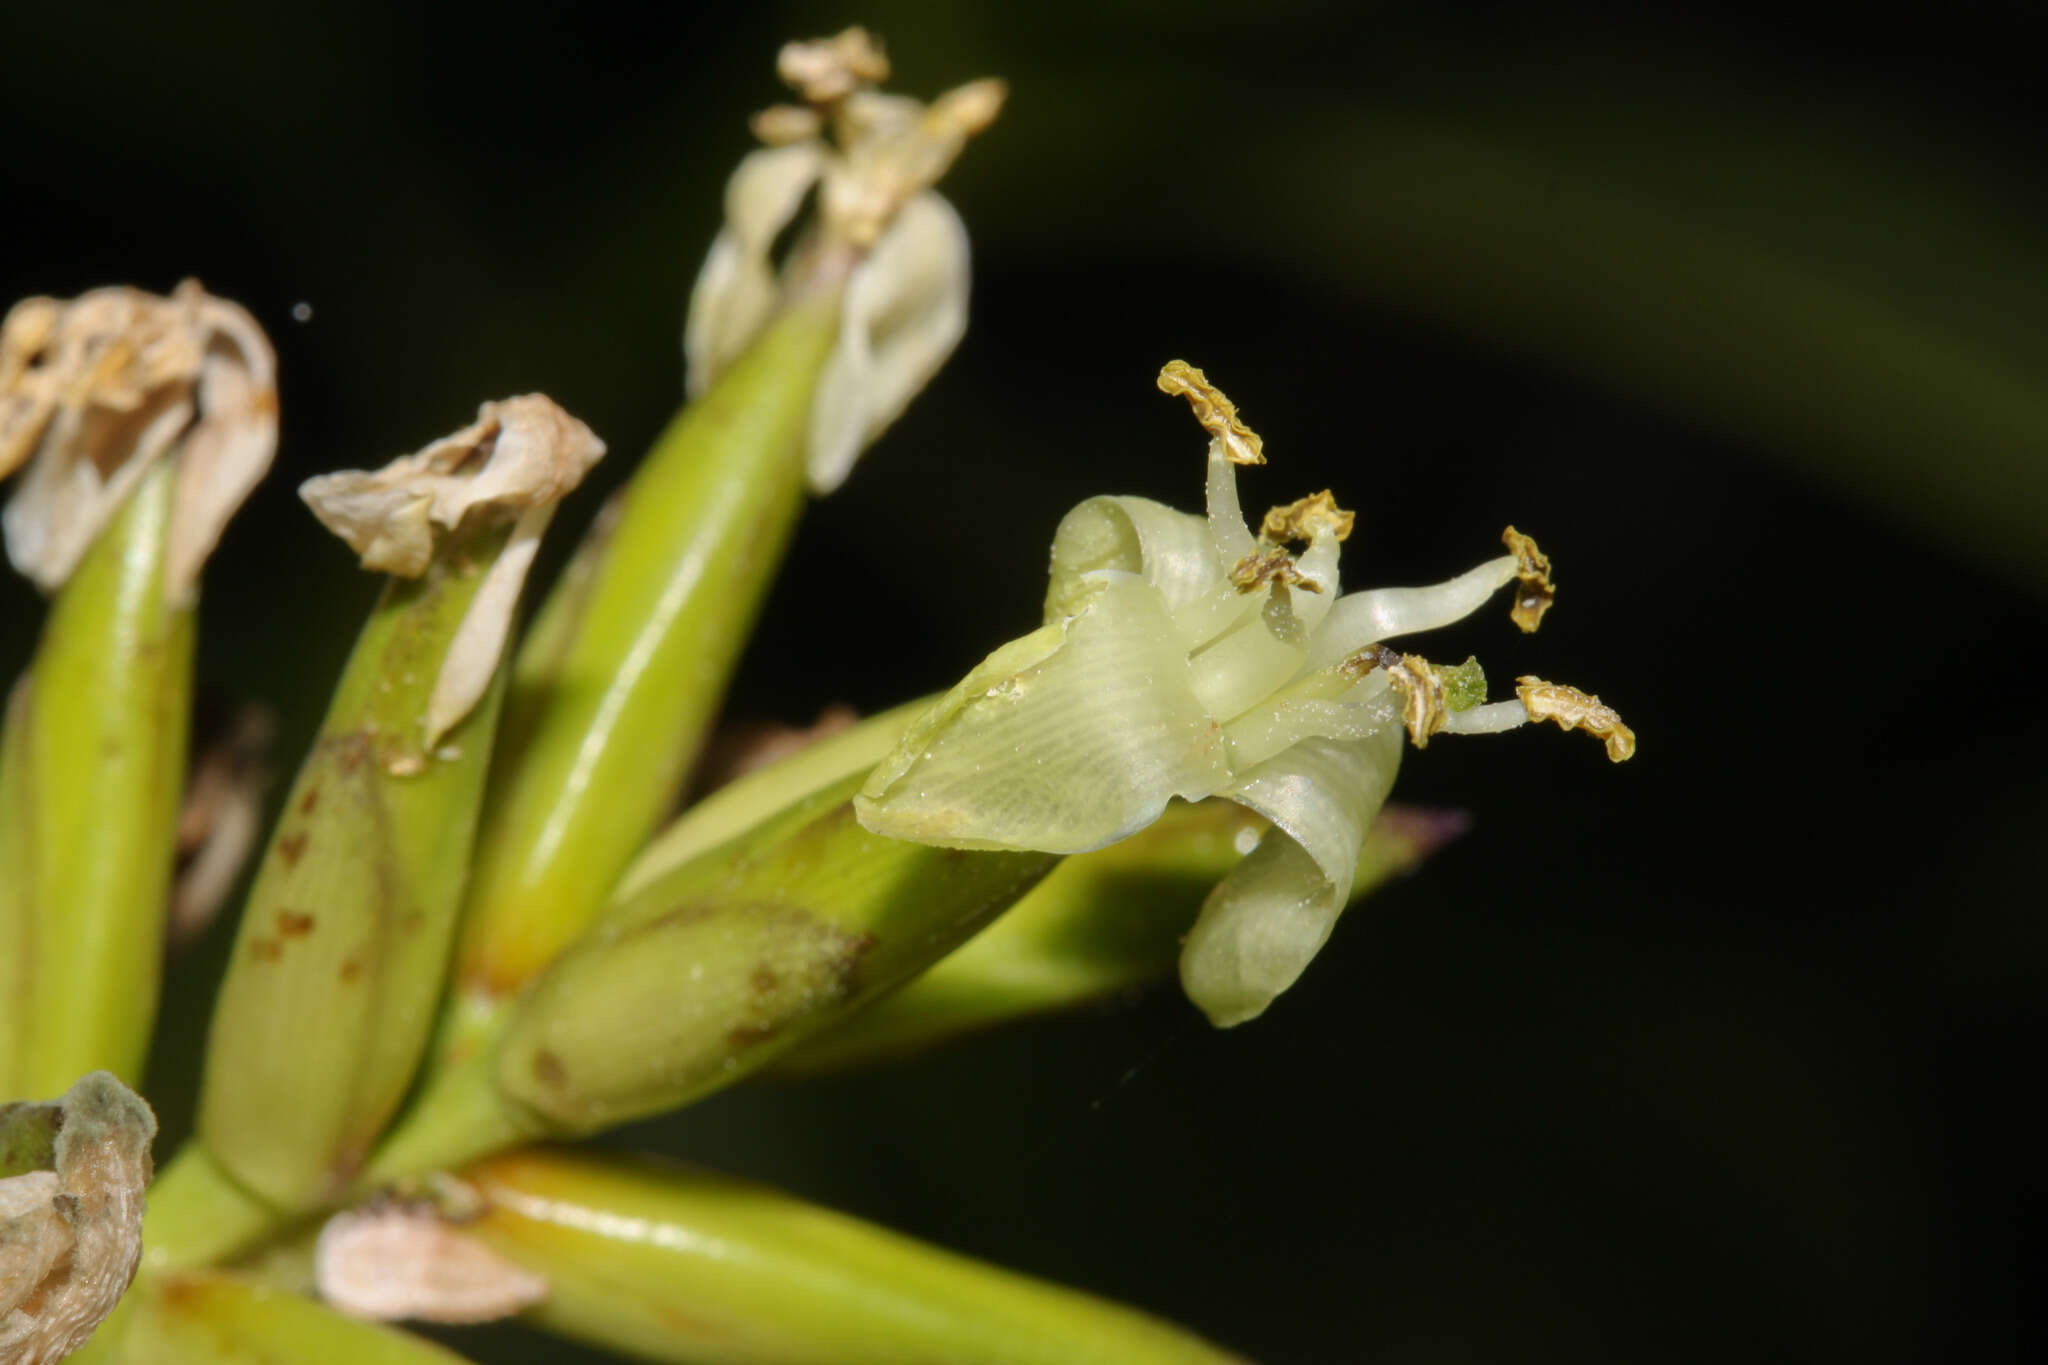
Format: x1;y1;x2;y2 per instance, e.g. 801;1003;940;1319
116;1271;477;1365
0;679;35;1099
450;298;840;1009
7;461;193;1092
494;772;1056;1134
198;397;604;1211
453;1146;1249;1365
779;802;1467;1074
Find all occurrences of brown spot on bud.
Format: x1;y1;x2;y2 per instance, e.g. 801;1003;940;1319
531;1050;567;1091
250;939;281;963
276;910;315;938
339;959;364;984
298;787;321;816
276;831;308;867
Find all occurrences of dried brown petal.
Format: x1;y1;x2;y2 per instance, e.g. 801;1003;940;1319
315;1201;547;1325
1157;360;1265;466
0;1072;156;1365
300;395;604;577
1515;676;1636;762
0;282;276;601
1501;525;1555;634
1259;490;1354;545
301;395;604;746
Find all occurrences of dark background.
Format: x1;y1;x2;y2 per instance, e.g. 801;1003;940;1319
6;3;2046;1362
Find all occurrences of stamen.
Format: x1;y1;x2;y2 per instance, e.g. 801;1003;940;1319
1259;490;1354;545
1157;360;1265;466
1347;645;1449;749
1501;526;1554;633
1515;676;1636;762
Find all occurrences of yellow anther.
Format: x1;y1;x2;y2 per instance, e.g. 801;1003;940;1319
1157;360;1265;466
1501;526;1554;633
1515;677;1636;762
1260;490;1354;545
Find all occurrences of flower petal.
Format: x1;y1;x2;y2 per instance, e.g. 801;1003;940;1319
1180;725;1402;1026
856;571;1230;852
806;190;969;492
683;142;827;396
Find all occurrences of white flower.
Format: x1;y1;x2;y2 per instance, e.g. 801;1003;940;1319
856;362;1633;1027
683;27;1002;493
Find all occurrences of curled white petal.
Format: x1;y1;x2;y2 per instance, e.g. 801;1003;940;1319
1180;725;1403;1027
807;190;969;492
684;143;828;397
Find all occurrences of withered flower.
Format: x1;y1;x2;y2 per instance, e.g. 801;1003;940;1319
685;26;1004;492
0;1072;156;1365
0;281;276;602
300;395;605;747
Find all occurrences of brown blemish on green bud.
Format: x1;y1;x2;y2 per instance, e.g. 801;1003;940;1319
298;786;320;816
276;911;315;939
276;831;308;866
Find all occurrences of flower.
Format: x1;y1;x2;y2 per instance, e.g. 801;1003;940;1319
683;27;1004;492
856;362;1634;1026
300;394;605;747
0;281;276;602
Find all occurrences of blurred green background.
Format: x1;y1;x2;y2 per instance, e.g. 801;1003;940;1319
5;2;2045;1361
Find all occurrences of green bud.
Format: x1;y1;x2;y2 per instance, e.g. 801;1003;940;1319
451;298;841;1012
459;1146;1250;1365
195;518;518;1211
492;772;1057;1135
5;461;193;1093
780;801;1465;1073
